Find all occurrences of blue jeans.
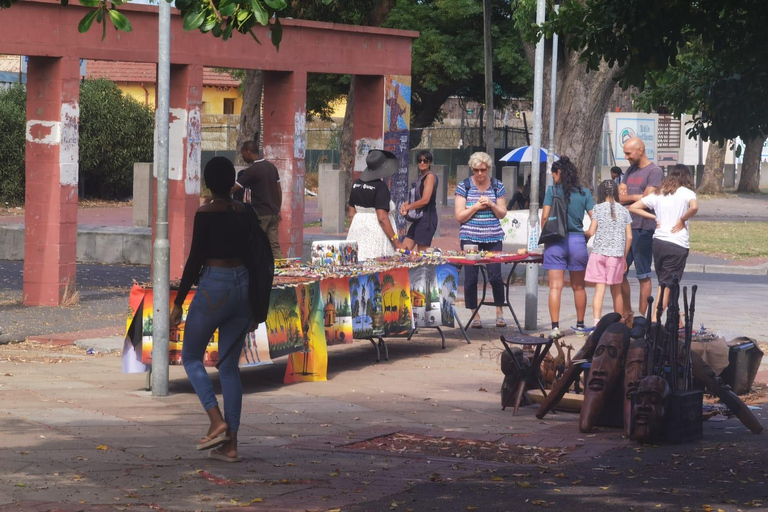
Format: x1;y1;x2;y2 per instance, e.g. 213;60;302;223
182;266;251;433
461;239;505;309
626;228;655;280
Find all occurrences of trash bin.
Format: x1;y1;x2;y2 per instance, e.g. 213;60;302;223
720;337;764;395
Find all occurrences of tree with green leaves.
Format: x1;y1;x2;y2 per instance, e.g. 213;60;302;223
79;79;155;198
0;84;26;204
545;0;768;187
383;0;530;130
0;79;153;203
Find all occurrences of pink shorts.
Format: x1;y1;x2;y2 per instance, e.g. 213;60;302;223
585;253;625;285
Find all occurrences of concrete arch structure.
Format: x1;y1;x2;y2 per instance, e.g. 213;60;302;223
0;0;416;305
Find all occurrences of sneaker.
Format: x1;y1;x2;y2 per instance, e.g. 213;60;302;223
572;325;595;337
549;327;562;338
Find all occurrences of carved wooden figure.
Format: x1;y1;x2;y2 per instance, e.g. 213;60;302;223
579;323;630;433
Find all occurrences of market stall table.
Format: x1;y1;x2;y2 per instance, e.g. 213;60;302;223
123;258;463;382
446;253;544;335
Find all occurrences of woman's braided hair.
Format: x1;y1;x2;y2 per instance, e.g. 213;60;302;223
597;179;620;219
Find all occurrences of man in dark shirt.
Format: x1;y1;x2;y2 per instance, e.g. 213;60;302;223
232;140;284;259
618;137;663;320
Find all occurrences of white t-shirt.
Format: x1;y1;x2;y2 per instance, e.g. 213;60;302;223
641;187;697;249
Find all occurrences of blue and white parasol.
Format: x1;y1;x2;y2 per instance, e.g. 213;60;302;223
499;146;559;163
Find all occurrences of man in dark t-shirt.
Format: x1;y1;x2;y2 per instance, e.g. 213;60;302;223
232;140;284;259
618;137;663;320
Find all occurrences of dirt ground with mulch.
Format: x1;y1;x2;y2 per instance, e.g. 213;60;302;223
344;432;571;465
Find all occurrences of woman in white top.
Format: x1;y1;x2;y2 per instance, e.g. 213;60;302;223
347;149;403;260
629;164;698;321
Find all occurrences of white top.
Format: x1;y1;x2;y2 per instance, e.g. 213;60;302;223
591;202;632;257
641;187;697;249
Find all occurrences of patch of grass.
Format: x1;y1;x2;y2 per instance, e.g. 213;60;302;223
690;221;768;259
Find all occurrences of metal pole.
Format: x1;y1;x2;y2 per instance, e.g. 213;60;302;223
483;0;494;160
525;0;547;331
546;4;559;189
151;0;171;396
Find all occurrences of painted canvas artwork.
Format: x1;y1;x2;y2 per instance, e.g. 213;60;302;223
265;287;304;359
140;289;219;366
436;264;459;327
319;277;354;346
379;267;413;335
285;282;328;383
349;273;383;339
239;323;272;367
409;266;441;328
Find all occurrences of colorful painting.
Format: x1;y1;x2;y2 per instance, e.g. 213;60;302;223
379;267;413;335
285;282;328;383
140;289;219;366
436;264;459;328
265;287;304;359
349;273;383;338
239;323;272;367
319;277;354;346
311;240;359;266
409;266;440;328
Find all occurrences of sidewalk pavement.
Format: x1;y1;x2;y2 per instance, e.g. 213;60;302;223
2;202;768;511
0;309;766;512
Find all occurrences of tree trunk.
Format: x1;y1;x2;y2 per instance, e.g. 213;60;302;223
235;69;263;166
698;142;726;194
737;135;765;193
550;55;622;186
339;83;355;202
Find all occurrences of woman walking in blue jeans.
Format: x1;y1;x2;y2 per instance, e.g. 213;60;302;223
454;152;508;328
171;157;256;463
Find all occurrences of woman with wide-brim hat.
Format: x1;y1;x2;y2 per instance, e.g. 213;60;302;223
346;149;404;260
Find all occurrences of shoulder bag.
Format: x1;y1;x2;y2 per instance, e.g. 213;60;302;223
538;187;568;245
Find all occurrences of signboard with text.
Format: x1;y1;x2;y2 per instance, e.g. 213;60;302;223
615;118;656;161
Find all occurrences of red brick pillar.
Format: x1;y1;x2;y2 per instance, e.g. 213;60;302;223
351;75;385;182
159;64;203;280
23;57;80;306
262;70;307;259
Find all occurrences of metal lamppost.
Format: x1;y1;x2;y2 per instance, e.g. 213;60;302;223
524;0;547;331
151;0;171;396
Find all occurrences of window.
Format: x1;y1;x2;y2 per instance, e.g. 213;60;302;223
223;98;236;115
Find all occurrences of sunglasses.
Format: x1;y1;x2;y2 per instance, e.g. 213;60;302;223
472;167;489;173
417;158;432;163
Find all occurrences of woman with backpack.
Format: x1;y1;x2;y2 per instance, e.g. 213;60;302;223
400;150;439;250
170;156;257;463
454;151;508;328
541;156;595;338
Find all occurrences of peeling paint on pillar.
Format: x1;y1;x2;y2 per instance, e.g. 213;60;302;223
290;109;307;256
354;138;383;172
25;102;80;187
186;107;201;194
158;107;186;181
293;110;306;159
26;120;58;144
60;102;79;187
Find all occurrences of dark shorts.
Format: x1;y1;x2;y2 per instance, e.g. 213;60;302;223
405;210;437;246
543;233;589;271
652;239;689;286
626;228;654;280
